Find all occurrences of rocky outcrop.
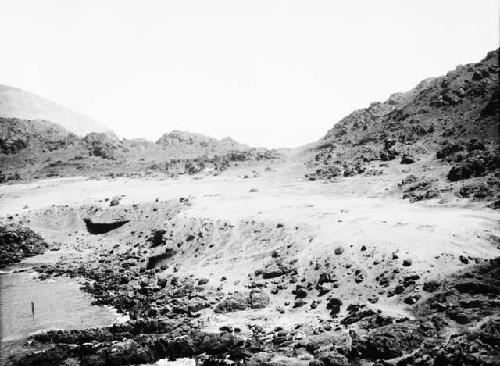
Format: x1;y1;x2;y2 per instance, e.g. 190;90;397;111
14;325;255;366
82;132;120;159
1;117;281;182
214;290;270;313
0;117;76;155
398;175;440;202
0;224;49;268
306;48;499;205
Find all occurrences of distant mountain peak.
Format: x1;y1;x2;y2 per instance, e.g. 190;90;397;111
0;84;114;137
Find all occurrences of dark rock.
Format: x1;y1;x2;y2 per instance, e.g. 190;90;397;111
260;262;293;279
380;149;398;161
402;259;412;267
436;143;464;159
315;351;349;366
0;224;49;268
352;321;437;360
403;294;421;305
198;278;209;285
341;305;376;326
400;154;415;164
455;281;499;295
327;298;342;317
423;280;440;292
479;319;500;346
293;286;308;299
446;310;474;324
447;157;490;181
109;197;120;206
458;255;469;264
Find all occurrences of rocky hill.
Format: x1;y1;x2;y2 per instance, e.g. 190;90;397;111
0;118;280;182
320;49;498;149
0;118;77;155
155;130;251;159
157;130;247;150
0;84;114;137
307;49;499;206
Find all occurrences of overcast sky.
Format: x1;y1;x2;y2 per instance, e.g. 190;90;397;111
0;1;498;147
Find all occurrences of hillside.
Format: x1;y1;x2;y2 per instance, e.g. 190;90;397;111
0;118;77;155
0;84;114;137
320;49;498;149
0;118;280;182
306;49;499;206
157;130;248;150
155;130;251;159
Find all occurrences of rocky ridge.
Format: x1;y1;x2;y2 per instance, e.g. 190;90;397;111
0;118;280;182
0;84;113;137
306;49;499;207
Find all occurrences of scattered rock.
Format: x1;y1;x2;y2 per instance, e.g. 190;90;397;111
401;154;415;164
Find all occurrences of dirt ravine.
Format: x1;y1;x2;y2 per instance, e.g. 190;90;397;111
1;157;499;365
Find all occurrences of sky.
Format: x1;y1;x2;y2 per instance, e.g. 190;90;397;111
0;1;498;148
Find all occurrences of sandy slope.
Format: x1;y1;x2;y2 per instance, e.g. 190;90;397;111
1;160;498;270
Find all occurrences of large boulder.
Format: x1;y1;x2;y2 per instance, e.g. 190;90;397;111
0;224;49;267
379;149;398;161
436;143;464;160
326;298;342;317
400;153;415;164
259;262;293;279
83;132;119;159
447;165;472;181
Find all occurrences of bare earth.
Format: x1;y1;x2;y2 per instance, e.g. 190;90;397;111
1;157;498;337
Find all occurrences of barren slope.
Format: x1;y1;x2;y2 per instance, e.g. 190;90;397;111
0;84;114;137
1;161;499;364
306;49;499;208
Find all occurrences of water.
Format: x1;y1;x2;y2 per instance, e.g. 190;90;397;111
0;268;122;362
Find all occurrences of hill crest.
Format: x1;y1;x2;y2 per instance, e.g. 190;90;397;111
0;84;114;137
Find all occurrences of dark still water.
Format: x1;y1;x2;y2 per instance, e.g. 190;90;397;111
0;269;123;363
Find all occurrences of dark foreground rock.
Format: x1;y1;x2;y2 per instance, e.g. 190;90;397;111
0;224;49;268
13;325;257;366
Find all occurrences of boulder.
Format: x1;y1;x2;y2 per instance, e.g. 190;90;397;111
400;154;415;164
327;298;342;317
